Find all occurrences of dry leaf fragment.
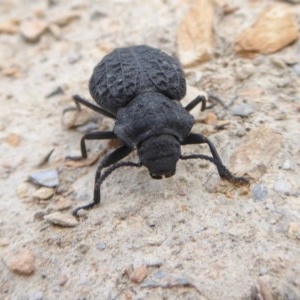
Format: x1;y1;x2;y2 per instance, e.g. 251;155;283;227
177;0;215;67
235;4;299;57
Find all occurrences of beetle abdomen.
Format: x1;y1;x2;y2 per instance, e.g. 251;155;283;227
89;45;186;115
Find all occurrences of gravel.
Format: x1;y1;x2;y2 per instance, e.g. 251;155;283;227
1;1;300;299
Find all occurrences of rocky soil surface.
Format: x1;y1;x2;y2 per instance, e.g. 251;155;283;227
1;0;300;299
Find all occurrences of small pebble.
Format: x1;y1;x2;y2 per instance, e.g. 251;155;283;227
293;64;300;76
59;274;68;286
5;133;21;146
204;112;217;124
33;187;54;200
90;10;107;20
130;264;148;283
68;51;81;64
141;271;190;288
2;65;22;78
154;270;168;279
251;184;268;201
282;159;292;170
96;242;106;250
44;212;78;227
252;56;264;66
77;244;89;255
62;109;78;128
28;291;43;300
29;169;59;187
235;63;255;80
20;19;48;43
0;238;9;247
288;223;299;240
16;182;30;198
146;234;165;246
273;180;291;194
0;20;18;34
145;257;163;267
282;54;299;65
232;103;255;117
6;249;35;275
235;127;246;137
51;12;80;27
270;57;286;69
55;197;73;210
33;211;46;220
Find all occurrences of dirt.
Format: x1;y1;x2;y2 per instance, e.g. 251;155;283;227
1;0;300;299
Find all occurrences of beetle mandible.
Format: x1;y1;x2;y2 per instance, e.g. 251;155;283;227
69;45;248;216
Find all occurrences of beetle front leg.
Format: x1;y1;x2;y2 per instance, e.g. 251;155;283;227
181;133;249;185
73;145;139;216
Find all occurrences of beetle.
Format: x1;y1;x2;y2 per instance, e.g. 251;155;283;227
69;45;248;216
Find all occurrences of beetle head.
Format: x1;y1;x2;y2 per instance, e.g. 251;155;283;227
137;134;181;179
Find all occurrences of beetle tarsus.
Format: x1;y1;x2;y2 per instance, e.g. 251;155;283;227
216;164;249;186
73;202;97;217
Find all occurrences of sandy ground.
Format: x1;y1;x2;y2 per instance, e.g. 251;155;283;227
1;0;300;299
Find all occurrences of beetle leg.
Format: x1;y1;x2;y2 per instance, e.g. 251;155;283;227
73;94;116;120
185;95;207;112
66;131;117;161
181;133;249;185
73;145;141;216
185;93;229;112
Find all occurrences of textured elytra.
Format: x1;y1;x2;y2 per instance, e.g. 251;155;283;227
89;45;186;115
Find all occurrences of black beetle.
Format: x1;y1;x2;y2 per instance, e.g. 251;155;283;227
69;45;248;216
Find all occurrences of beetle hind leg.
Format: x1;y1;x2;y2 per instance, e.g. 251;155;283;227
72;94;116;119
184;92;228;112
